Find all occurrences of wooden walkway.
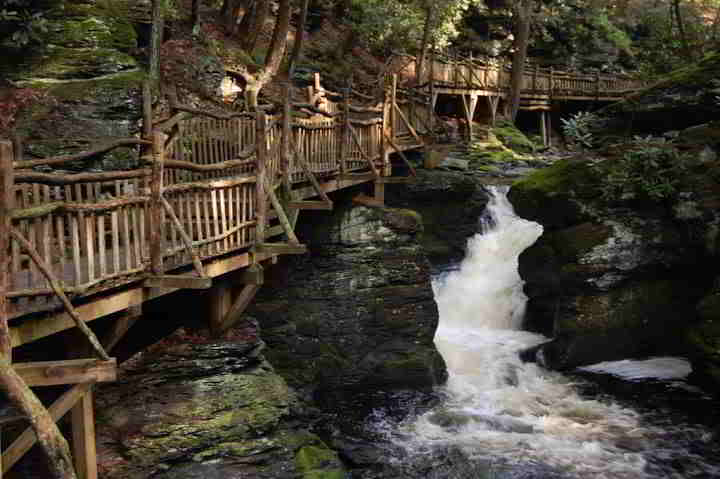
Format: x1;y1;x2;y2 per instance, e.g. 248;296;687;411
0;60;644;478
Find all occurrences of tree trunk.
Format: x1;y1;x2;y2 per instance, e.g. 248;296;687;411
263;0;291;74
192;0;201;28
416;5;434;86
243;0;270;53
507;0;531;123
149;0;165;86
288;0;310;78
0;361;78;479
334;0;352;21
672;0;692;58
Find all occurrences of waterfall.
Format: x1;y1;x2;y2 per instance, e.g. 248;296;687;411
393;186;651;478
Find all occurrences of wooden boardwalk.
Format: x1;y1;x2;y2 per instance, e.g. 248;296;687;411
0;60;644;478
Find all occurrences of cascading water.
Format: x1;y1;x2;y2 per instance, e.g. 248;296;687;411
378;186;718;479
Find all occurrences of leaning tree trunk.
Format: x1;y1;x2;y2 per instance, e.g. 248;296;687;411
672;0;692;59
0;362;78;479
243;0;270;53
416;5;434;85
288;0;310;78
507;0;531;123
242;0;291;109
149;0;165;86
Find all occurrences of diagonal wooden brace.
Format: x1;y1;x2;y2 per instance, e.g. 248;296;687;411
10;228;110;361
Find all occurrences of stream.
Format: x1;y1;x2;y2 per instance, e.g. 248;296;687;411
358;186;720;479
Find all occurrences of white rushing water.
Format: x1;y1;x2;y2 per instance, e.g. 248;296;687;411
395;186;653;478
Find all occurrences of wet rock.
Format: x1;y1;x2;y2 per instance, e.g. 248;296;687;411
437;156;470;171
3;0;143;166
687;282;720;391
511;155;715;369
250;204;447;403
385;169;488;265
95;330;345;479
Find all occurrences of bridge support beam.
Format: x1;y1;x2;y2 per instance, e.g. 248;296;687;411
208;265;264;337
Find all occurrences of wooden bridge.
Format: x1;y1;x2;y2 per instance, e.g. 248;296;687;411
0;60;644;478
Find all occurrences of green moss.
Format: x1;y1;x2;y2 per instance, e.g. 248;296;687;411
512;158;595;195
492;120;538;153
295;445;345;479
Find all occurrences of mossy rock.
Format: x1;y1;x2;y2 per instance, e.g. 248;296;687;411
295;445;346;479
509;158;597;228
491;120;538;153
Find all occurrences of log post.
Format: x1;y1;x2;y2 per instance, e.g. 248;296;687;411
149;130;165;276
549;67;554;98
533;64;538;91
595;72;600;101
390;74;397;146
282;82;292;193
429;49;435;137
71;389;97;479
0;140;14;361
255;112;267;244
340;84;350;177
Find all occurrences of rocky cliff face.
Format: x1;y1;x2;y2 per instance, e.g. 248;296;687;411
249;204;448;404
2;0;144;166
510;114;720;389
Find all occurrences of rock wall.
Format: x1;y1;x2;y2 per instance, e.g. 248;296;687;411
249;203;447;404
2;0;144;166
510;150;720;386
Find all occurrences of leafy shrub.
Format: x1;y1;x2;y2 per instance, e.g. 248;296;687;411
0;0;47;48
593;136;690;202
561;111;601;149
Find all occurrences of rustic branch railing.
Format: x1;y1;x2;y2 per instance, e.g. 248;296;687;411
413;56;646;97
1;80;429;320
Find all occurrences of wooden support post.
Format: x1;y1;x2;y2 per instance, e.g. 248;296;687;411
390;74;397;145
546;112;552;147
0;140;13;362
101;306;141;352
374;180;385;205
214;283;261;336
595;72;600;101
149;129;165;276
255;112;267;244
208;279;232;336
540;111;548;148
533;65;538;91
282;82;292;193
340;85;350;177
71;389;97;479
549;67;554;98
429;49;436;137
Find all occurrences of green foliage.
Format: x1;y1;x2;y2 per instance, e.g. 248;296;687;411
561;111;601;149
0;0;48;48
346;0;484;54
593;136;691;202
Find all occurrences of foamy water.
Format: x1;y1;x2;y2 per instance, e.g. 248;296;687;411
391;186;653;478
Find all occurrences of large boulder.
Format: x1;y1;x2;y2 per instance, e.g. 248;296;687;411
248;204;447;402
511;154;716;371
96;329;346;479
